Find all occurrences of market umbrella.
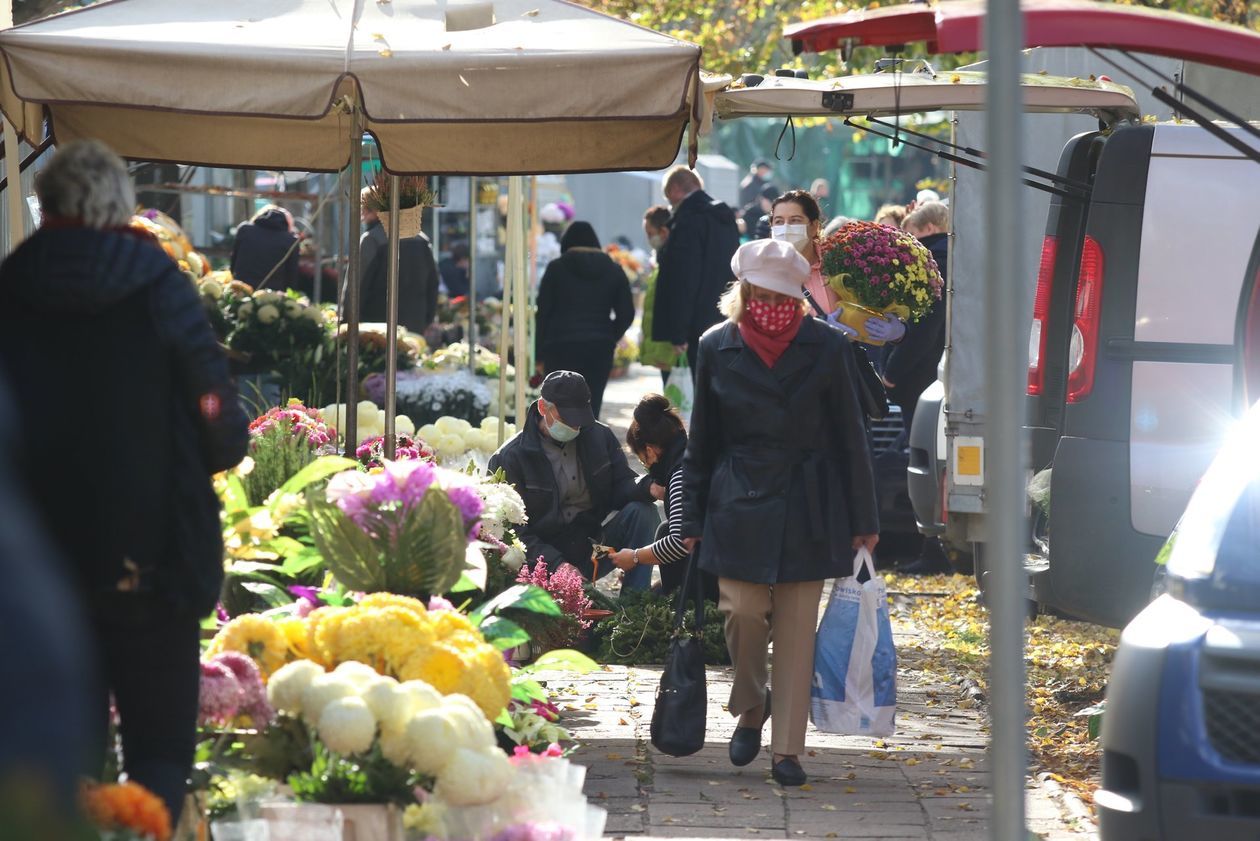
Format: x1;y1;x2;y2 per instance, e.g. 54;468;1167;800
0;0;703;175
0;0;707;444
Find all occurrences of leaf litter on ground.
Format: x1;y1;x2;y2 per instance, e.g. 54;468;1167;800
884;572;1118;811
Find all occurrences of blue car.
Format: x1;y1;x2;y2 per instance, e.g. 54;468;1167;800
1098;401;1260;840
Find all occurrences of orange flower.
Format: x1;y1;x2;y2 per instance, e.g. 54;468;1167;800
81;781;172;841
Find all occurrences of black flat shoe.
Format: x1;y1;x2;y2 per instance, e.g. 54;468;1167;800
729;726;762;766
771;756;807;787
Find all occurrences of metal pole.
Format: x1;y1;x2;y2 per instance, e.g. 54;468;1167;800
344;106;364;450
468;177;479;372
313;174;325;306
498;178;519;445
527;176;539;378
984;1;1028;839
384;174;401;459
514;179;528;427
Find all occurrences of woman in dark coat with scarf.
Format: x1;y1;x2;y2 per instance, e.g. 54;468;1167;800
681;238;879;787
535;221;634;419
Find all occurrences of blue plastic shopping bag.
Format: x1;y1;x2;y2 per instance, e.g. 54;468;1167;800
810;547;897;736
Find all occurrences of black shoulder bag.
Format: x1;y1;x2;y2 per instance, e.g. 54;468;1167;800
802;287;889;420
650;551;708;757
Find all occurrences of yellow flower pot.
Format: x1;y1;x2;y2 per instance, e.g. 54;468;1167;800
824;274;910;346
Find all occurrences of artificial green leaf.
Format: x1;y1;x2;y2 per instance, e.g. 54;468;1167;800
450;571;480;593
495;708;514;728
478;616;531;651
240;581;292;608
308;496;386;593
462;542;488;592
200;614;220;631
226;561;283;576
280;548;327;576
390;488;467;596
277;455;359;497
268;536;307;557
528;649;599;674
221;473;250;515
472;584;561;625
509;677;549;703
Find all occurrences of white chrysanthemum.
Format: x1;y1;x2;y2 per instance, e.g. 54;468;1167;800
419;424;439;441
300;672;360;723
442;696;496;750
363;680;415;733
333;660;385;688
283;298;302;317
256;304;281;324
237;302;254;319
435;747;513;807
379;723;412;767
201;279;224;300
395;415;416;436
304;306;326;323
267;660;325;716
404;708;463;777
400;680;444;713
318;696;378;756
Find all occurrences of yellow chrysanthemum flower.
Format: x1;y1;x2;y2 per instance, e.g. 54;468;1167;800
306;606;348;667
399;642;466;693
277;617;311;661
430;610;476;641
455;644;512;718
208;615;288;678
358;593;429;618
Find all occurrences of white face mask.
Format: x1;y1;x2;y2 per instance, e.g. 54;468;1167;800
771;224;811;252
648;234;666;252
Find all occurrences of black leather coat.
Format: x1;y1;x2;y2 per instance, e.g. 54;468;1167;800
680;317;879;583
651;190;741;346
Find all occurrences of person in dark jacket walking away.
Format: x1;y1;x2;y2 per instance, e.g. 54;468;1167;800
488;371;659;596
0;141;250;823
653;166;741;374
438;240;471;298
884;201;948;435
230;204;300;291
610;394;718;600
680;239;879;788
739;160;776;208
535;222;634;419
359;194;440;334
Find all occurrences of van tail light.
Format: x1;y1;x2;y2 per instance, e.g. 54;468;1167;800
1027;236;1058;396
1067;236;1104;403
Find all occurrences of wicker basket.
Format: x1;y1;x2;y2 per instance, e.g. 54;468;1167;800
376;205;422;238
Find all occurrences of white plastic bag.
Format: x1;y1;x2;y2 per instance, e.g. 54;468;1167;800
810;547;897;736
663;352;694;425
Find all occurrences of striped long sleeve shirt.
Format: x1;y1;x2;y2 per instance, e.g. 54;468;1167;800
647;467;688;564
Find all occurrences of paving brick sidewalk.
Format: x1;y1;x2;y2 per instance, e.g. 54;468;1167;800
546;367;1097;839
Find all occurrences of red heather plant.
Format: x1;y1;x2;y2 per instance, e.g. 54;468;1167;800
515;559;592;650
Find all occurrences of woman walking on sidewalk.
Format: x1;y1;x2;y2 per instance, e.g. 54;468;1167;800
680;238;879;787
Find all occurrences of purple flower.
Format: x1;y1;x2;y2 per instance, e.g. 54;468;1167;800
210;651;273;726
199;660;242;725
446;483;485;533
428;595;456;612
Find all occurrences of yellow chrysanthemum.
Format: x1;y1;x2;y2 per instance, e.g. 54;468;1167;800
208;615;288;678
455;644;512;718
277;617;311;661
358;593;429;618
306;606;348;666
430;610;476;641
399;642;466;693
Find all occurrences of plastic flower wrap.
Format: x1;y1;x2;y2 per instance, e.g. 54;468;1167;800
423;341;511;379
818;220;943;322
81;781;172;841
307;460;484;598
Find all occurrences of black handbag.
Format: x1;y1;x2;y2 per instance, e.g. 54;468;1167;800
802;287;889;420
649;552;708;757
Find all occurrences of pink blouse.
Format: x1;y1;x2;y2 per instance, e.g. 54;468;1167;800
804;260;839;313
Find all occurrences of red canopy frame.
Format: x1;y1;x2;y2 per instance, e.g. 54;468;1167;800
786;0;1260;78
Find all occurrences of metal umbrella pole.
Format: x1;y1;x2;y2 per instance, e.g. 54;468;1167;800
468;177;479;374
513;177;528;427
343;104;364;450
984;0;1029;839
498;177;520;445
383;174;401;459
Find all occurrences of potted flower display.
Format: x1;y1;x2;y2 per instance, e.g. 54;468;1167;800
818;220;944;345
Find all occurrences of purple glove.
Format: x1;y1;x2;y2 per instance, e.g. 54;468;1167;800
826;307;858;338
864;314;906;342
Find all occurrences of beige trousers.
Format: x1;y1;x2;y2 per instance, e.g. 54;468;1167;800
718;577;826;756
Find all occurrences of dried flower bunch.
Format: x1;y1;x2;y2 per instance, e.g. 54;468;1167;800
362;171;438;212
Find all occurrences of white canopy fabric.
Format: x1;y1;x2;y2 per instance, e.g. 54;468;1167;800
0;0;703;174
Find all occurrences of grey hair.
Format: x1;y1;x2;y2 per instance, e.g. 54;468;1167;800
904;200;950;234
35;140;135;229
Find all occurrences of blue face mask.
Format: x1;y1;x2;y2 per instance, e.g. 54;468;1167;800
547;417;581;443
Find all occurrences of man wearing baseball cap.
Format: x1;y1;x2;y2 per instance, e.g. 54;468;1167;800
488;371;660;594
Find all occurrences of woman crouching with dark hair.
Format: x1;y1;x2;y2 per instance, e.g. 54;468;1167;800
610;394;715;598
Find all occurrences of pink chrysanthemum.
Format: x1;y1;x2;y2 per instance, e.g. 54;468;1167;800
199;660;242;725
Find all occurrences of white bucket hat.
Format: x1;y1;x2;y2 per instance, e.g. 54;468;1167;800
730;238;809;299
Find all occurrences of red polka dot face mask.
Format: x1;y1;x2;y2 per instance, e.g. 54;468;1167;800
746;298;800;335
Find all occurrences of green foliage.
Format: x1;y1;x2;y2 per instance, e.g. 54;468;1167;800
244;424;317;506
307;486;470;597
590;590;730;666
288;742;421;806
